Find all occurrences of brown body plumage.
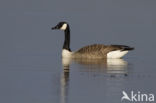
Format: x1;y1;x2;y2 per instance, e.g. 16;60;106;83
73;44;134;59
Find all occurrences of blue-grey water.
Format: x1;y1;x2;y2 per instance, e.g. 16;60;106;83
0;0;156;103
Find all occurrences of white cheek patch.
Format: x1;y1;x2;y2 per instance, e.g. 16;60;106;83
60;24;67;30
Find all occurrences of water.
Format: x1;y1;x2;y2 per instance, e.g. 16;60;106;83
0;0;156;103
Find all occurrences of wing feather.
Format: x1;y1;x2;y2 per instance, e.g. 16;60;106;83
73;44;134;58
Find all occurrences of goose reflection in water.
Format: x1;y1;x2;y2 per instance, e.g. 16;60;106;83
60;68;69;103
60;58;129;103
60;59;70;103
62;58;128;75
60;58;128;103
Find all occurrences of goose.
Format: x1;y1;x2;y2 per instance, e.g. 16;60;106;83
51;21;134;59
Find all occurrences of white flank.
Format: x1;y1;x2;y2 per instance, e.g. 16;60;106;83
107;50;128;59
60;24;67;30
62;49;72;58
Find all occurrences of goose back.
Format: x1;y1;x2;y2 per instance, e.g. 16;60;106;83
73;44;134;59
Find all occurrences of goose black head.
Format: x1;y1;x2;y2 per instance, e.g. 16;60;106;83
52;22;68;30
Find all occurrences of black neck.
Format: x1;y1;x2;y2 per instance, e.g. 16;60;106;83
63;25;71;51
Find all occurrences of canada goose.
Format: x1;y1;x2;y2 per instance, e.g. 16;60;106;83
52;22;134;59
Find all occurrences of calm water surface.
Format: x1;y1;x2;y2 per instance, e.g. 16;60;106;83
0;0;156;103
0;53;155;103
